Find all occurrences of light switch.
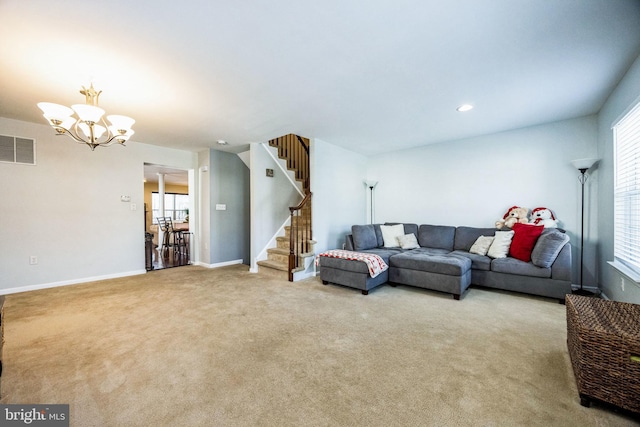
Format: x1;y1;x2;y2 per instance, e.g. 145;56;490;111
121;195;131;202
216;204;227;211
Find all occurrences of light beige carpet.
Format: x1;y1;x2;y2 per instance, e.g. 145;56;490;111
2;265;638;426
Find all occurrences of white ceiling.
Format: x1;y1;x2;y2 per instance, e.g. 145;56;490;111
1;1;640;156
144;164;188;186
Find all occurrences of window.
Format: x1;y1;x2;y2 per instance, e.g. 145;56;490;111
152;192;189;223
613;101;640;280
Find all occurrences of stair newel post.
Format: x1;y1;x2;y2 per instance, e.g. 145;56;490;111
303;213;307;254
288;207;296;282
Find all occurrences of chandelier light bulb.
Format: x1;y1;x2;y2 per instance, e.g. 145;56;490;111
107;115;135;131
72;104;105;124
37;83;135;151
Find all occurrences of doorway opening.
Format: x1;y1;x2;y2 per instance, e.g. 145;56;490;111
144;163;193;270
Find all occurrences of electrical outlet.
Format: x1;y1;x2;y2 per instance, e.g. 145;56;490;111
29;255;38;265
621;277;625;291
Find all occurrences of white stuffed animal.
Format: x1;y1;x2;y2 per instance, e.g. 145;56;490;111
530;207;558;228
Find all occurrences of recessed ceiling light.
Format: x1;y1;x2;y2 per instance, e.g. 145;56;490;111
456;104;474;112
217;140;228;145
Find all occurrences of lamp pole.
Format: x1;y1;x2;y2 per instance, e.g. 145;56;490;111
570;158;598;296
575;168;590;295
364;181;378;224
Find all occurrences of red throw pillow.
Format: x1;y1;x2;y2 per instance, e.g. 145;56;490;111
509;223;544;262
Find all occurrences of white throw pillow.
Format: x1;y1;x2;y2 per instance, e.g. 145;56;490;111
380;224;405;248
398;233;420;249
487;231;515;259
469;235;494;256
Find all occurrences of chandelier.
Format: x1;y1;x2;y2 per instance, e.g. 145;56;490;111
37;83;135;151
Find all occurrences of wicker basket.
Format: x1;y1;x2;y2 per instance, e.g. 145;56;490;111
566;294;640;413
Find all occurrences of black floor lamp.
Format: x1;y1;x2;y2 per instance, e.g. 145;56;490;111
571;158;599;296
364;181;378;224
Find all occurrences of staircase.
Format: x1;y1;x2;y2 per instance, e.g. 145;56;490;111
257;134;314;281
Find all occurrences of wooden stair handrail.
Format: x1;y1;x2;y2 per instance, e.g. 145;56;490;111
289;191;311;213
288;191;312;281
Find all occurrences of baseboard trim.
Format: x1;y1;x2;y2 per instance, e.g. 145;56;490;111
570;284;600;293
0;269;147;295
193;259;244;269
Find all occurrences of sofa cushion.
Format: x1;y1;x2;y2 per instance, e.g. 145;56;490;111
361;248;404;264
451;250;492;271
386;223;419;237
454;227;498;251
373;225;385;247
352;225;378;251
469;236;494;256
398;233;420;249
380;224;405;248
491;257;551;278
409;247;451;256
319;256;371;274
390;252;471;276
509;223;544;262
531;230;570;268
487;230;514;259
418;225;456;251
320;248;402;272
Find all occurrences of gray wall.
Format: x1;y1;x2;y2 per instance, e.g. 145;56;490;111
209;149;250;265
597;52;640;303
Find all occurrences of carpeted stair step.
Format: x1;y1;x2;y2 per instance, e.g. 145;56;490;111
266;247;314;265
276;236;316;250
257;259;306;278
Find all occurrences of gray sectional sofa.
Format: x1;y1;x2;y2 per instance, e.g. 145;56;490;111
318;223;572;302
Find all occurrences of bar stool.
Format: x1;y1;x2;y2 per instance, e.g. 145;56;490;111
178;231;192;264
157;217;181;258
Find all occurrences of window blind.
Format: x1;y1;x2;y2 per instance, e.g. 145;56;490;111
613;101;640;275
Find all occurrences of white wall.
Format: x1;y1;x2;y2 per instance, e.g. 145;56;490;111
197;150;211;264
0;117;197;293
249;143;301;271
367;115;599;285
597;53;640;303
311;139;368;254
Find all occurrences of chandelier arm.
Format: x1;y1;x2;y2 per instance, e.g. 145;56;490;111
99;116;114;141
51;125;88;144
51;128;126;149
53;129;100;150
97;135;126;147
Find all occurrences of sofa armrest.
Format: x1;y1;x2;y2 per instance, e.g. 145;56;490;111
551;243;572;281
345;234;355;251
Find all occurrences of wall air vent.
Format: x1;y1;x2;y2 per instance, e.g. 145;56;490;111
0;134;36;165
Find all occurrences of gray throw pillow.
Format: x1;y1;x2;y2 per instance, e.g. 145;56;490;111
530;230;570;268
352;225;378;251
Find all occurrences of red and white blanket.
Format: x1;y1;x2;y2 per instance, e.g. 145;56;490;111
316;250;389;278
